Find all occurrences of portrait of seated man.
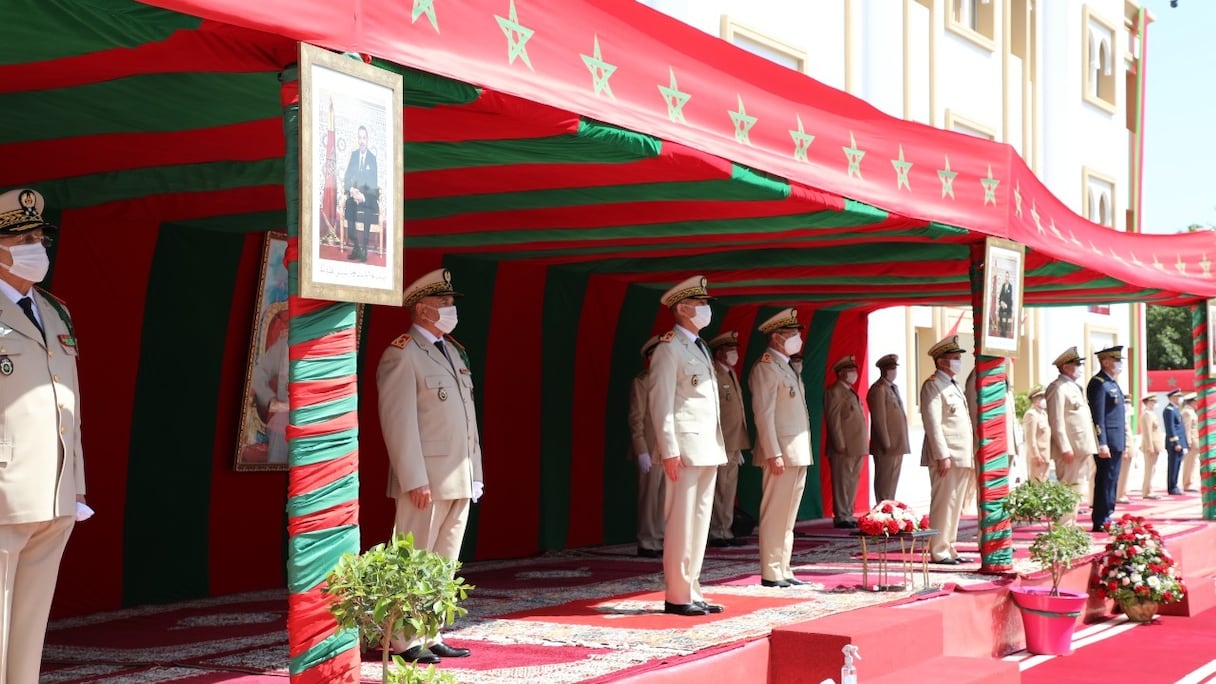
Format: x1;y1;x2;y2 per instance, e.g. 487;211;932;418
343;124;380;262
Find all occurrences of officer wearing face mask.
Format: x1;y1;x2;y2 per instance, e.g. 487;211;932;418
648;275;728;616
1162;388;1188;496
707;331;750;548
867;354;909;502
748;308;812;586
1044;346;1097;528
1087;346;1126;531
627;335;664;558
376;268;482;663
919;335;973;564
824;355;867;528
0;188;90;684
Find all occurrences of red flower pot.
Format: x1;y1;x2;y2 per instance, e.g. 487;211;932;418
1010;586;1088;655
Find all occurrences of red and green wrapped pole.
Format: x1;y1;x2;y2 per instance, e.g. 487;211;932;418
281;63;362;683
1192;304;1215;520
971;244;1013;571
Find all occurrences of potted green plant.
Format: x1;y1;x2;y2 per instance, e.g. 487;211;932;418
1003;479;1092;655
324;533;474;684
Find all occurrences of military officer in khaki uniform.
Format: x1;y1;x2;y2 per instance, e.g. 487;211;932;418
1022;385;1050;482
1044;346;1097;527
628;336;663;558
0;189;89;684
708;331;750;547
824;355;867;527
377;269;482;663
748;308;813;587
1116;395;1135;503
648;275;727;616
1181;393;1200;492
867;354;909;503
1139;395;1164;499
919;335;973;564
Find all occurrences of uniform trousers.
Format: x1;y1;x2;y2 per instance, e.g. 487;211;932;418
636;465;666;551
1053;453;1087;527
1027;455;1050;483
1181;447;1200;491
758;465;807;582
927;465;972;561
1115;450;1134;501
390;497;470;651
871;454;902;503
1091;450;1123;532
827;452;862;523
1141;450;1161;496
1167;448;1184;493
662;464;717;605
709;463;739;541
1;516;74;684
1079;457;1095;506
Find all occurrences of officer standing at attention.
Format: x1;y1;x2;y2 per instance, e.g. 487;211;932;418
627;336;663;558
1045;346;1097;527
748;308;813;586
0;188;90;684
1087;346;1126;531
1162;388;1189;496
1022;385;1050;482
867;354;910;502
1181;393;1200;492
824;355;867;527
377;268;482;663
707;331;750;548
919;335;973;565
1139;395;1165;499
648;275;727;616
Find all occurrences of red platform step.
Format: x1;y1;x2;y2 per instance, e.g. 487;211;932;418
866;655;1020;684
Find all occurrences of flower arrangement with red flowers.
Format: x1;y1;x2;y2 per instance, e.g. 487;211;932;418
1092;514;1186;607
857;500;931;537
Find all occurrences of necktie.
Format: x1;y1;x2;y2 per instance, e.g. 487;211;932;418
359;151;365;169
18;296;43;341
434;339;456;372
694;337;710;361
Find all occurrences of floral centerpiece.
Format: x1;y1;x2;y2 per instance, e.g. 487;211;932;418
858;500;930;537
1092;514;1186;622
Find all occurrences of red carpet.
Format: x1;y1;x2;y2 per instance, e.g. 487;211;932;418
497;589;809;629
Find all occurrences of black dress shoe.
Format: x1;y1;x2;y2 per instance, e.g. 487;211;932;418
833;520;859;529
727;537;749;546
399;646;440;664
707;538;730;548
761;579;791;588
637;547;661;558
785;577;807;586
930;558;958;565
347;250;363;261
695;600;725;614
429;643;471;658
664;601;708;616
1169;489;1183;495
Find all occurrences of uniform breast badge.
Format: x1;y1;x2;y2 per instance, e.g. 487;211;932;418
438;388;448;401
789;387;797;398
691;375;700;386
0;356;11;376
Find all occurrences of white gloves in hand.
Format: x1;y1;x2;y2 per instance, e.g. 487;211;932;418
472;481;484;503
734;451;744;466
637;452;652;473
75;501;95;522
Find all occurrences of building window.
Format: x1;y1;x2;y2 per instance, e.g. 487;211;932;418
1082;167;1117;228
720;16;807;73
1083;6;1118;114
947;0;996;51
945;110;997;140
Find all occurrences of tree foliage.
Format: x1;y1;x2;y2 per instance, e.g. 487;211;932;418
1146;304;1192;370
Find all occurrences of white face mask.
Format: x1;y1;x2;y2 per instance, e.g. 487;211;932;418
884;369;898;382
724;350;739;366
783;334;803;356
844;370;858;385
947;359;962;375
431;305;458;334
1112;361;1124;376
689;304;712;330
1071;366;1083;380
1;243;50;283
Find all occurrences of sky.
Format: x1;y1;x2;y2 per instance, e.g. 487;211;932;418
1138;0;1216;234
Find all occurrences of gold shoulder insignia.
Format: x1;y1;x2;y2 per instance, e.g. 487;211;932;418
761;352;773;363
444;334;466;351
35;286;68;309
390;333;411;349
659;331;675;343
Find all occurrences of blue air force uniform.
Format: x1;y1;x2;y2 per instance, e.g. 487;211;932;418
1086;346;1126;532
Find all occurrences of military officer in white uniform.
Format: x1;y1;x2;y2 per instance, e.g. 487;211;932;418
919;335;973;564
628;335;663;558
708;330;750;547
1022;385;1051;483
867;354;909;503
0;188;89;684
824;355;867;528
1138;394;1164;499
648;275;728;616
748;308;814;587
377;268;482;663
1044;346;1097;527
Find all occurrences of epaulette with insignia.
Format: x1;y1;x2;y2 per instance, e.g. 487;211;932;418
761;352;773;363
444;334;472;368
443;334;466;351
390;333;411;349
35;286;75;337
659;331;675;343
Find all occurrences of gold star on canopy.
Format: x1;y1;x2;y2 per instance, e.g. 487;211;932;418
980;164;1000;206
891;145;913;191
937;155;957;199
412;0;439;32
1201;254;1212;276
581;35;617;98
1176;256;1188;275
1049;218;1062;241
1111;249;1127;265
1030;201;1043;234
1069;231;1083;247
658;68;691;123
495;0;534;71
789;114;814;162
728;95;757;145
843;132;865;179
1013;182;1023;218
1153;256;1165;272
1090;241;1104;256
1131;252;1145;267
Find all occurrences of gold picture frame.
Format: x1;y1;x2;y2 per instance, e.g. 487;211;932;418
234;231;363;471
298;42;404;306
980;237;1025;358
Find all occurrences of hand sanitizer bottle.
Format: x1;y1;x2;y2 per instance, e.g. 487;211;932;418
841;644;861;684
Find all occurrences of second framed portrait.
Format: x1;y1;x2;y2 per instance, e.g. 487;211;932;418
980;237;1025;358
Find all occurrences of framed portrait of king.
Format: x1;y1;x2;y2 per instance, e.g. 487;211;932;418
298;42;404;306
980;237;1025;358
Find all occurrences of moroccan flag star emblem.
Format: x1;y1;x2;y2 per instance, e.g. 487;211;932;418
658;68;691;123
412;0;438;32
789;114;814;162
1013;182;1023;217
496;0;534;71
581;35;617;98
729;95;757;145
843;132;865;179
937;155;956;199
981;164;1000;206
891;145;913;191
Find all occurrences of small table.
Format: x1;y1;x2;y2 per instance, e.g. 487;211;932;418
853;529;938;592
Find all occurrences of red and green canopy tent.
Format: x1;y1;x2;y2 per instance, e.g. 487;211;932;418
5;0;1216;680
